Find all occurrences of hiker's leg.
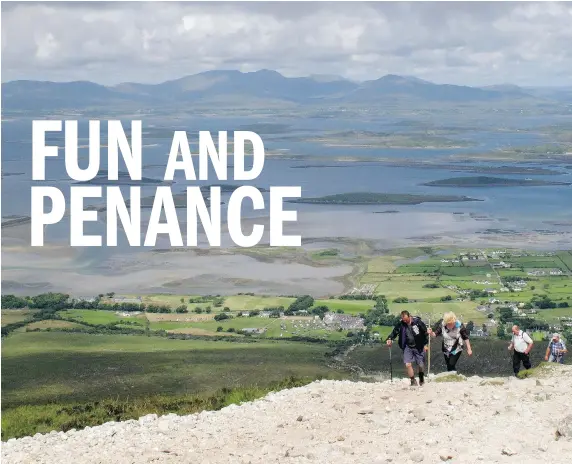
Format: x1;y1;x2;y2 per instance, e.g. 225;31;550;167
512;352;521;375
522;353;532;370
414;349;425;384
405;363;414;378
444;354;454;371
403;347;415;379
448;352;462;372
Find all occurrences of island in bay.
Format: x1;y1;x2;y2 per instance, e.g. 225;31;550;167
286;192;481;205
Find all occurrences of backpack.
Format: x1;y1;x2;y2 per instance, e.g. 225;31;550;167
442;321;464;354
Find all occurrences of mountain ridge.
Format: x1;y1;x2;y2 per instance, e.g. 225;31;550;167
2;69;565;110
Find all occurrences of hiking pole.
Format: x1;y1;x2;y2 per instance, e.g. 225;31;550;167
427;316;431;377
389;341;393;382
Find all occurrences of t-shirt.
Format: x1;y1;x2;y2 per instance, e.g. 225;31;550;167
402;324;416;348
512;330;533;353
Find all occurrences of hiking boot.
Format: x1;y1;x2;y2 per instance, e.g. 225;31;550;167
410;377;418;386
419;372;425;386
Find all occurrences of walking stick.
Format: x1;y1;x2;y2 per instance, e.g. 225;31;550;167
389;341;393;382
427;316;431;376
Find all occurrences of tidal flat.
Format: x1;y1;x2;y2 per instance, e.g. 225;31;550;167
2;206;571;296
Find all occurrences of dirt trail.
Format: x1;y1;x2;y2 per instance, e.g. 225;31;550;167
3;364;572;464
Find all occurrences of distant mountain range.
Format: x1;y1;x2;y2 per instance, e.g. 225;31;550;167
2;69;570;111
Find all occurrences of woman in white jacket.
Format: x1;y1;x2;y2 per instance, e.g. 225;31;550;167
428;312;473;372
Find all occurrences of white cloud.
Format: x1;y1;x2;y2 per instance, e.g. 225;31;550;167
1;1;571;86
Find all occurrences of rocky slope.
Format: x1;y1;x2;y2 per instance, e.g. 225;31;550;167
3;364;572;464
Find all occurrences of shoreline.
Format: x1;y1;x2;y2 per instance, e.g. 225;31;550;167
2;211;571;297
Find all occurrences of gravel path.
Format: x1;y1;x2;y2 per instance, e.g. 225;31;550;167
3;366;572;464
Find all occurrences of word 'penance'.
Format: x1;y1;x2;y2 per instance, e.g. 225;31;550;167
32;120;265;182
31;186;301;248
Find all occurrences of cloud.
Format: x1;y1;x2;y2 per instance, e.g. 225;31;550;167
2;1;571;86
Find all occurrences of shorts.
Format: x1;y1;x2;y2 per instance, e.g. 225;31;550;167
403;346;425;366
549;354;564;364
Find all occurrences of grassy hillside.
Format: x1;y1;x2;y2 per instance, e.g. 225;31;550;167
1;332;343;409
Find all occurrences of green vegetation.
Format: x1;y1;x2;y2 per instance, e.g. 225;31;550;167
515;362;561;379
288;192;481;205
311;248;340;259
1;376;329;440
1;309;36;326
314;299;374;314
433;373;467;383
2;246;570;442
59;309;146;326
1;332;345;410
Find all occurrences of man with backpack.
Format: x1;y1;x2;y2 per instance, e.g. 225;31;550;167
385;310;429;386
508;324;534;376
545;333;567;364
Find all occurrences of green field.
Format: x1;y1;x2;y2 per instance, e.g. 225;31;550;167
1;332;343;409
361;277;454;300
390;301;489;324
150;315;351;340
533;307;572;322
222;295;294;310
1;309;36;326
121;294;297;312
59;309;146;326
557;251;572;272
3;246;571;441
314;299;375;314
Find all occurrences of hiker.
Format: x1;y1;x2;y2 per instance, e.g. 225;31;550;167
545;333;567;364
385;310;429;386
428;312;472;372
508;325;534;376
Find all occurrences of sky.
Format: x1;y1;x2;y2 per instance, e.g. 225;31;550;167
2;1;571;87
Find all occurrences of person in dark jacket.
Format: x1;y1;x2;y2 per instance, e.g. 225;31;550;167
385;310;429;386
